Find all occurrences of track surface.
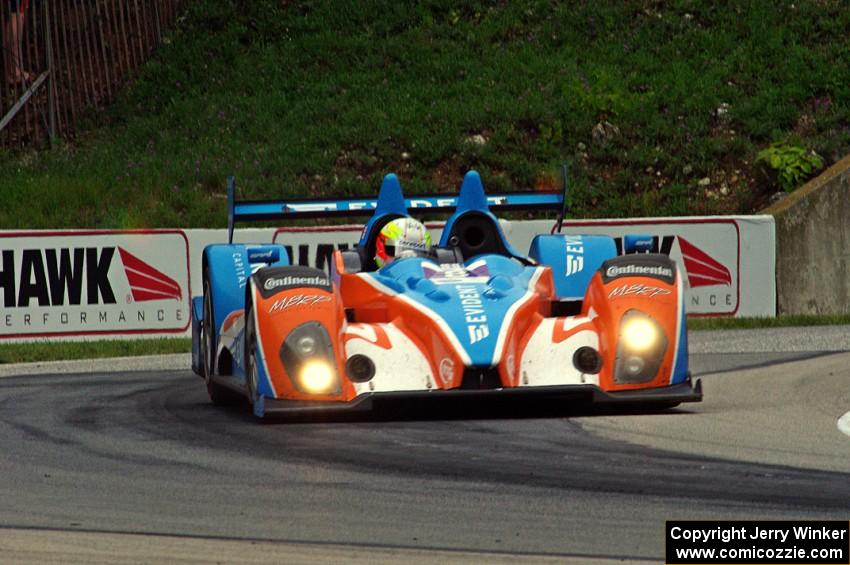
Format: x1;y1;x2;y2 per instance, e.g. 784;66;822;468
1;329;849;563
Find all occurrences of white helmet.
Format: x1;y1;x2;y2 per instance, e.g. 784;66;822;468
374;217;433;267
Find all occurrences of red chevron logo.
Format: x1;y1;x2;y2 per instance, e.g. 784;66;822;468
677;237;732;287
118;247;182;301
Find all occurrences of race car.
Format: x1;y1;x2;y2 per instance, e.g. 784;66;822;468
191;170;701;418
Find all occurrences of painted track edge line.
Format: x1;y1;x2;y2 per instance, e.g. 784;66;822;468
837;411;850;439
0;525;656;563
0;353;191;378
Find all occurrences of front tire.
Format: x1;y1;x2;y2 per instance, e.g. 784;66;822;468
243;288;265;419
202;268;237;406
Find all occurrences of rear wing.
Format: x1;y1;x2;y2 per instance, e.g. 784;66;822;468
226;172;568;243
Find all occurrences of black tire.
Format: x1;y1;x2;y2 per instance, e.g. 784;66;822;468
202;268;237;406
243;289;264;418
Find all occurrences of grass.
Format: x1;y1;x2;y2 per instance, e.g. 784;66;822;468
1;316;849;364
2;0;850;229
687;314;850;331
0;338;191;364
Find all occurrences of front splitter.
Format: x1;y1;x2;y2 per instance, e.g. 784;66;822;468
260;377;702;416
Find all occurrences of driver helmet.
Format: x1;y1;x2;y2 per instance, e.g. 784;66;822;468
375;217;433;267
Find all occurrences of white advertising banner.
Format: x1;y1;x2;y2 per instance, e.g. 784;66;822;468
0;230;191;339
0;215;775;341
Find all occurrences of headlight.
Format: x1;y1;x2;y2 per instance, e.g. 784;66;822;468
280;321;340;394
621;316;660;352
298;360;336;394
622;356;646;377
614;310;668;384
296;335;317;356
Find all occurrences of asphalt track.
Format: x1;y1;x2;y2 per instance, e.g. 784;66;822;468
1;328;849;564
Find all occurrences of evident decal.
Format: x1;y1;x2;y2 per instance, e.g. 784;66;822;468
456;284;489;344
564;235;584;277
0;231;190;339
280;196;528;214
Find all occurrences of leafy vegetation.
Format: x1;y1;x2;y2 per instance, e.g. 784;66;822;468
755;142;824;192
2;0;850;229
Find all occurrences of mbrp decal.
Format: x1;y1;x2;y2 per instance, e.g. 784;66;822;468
608;283;672;299
600;255;676;285
254;266;331;298
269;294;332;314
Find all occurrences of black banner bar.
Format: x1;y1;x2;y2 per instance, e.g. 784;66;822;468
666;521;849;564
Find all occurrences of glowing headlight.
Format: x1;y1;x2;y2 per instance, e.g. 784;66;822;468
298;360;336;394
280;321;340;394
614;310;669;384
621;316;659;352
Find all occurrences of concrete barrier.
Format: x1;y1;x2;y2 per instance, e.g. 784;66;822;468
763;154;850;315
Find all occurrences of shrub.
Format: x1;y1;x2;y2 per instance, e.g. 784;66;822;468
755;142;824;192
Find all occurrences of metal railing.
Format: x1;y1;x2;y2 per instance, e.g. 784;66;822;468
1;0;184;147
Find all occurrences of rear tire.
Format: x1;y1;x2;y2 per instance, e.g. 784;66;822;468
202;268;237;406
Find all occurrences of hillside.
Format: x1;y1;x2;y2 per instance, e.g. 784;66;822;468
1;0;848;228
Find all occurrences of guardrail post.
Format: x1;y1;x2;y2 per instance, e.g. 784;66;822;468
45;0;56;145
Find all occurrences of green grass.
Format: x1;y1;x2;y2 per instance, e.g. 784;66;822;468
1;315;848;364
2;0;850;229
688;314;850;331
0;338;191;364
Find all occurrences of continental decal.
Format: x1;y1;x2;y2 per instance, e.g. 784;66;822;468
600;255;676;285
253;266;332;299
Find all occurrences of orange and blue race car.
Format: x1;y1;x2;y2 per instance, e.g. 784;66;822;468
191;170;701;418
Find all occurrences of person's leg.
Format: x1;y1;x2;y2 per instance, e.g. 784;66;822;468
5;1;28;83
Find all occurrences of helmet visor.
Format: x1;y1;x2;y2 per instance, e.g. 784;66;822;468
384;239;430;258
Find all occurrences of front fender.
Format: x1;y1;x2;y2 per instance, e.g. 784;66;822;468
201;244;289;374
584;253;688;389
248;266;351;401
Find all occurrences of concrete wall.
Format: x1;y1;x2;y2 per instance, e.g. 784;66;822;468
763;154;850;315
